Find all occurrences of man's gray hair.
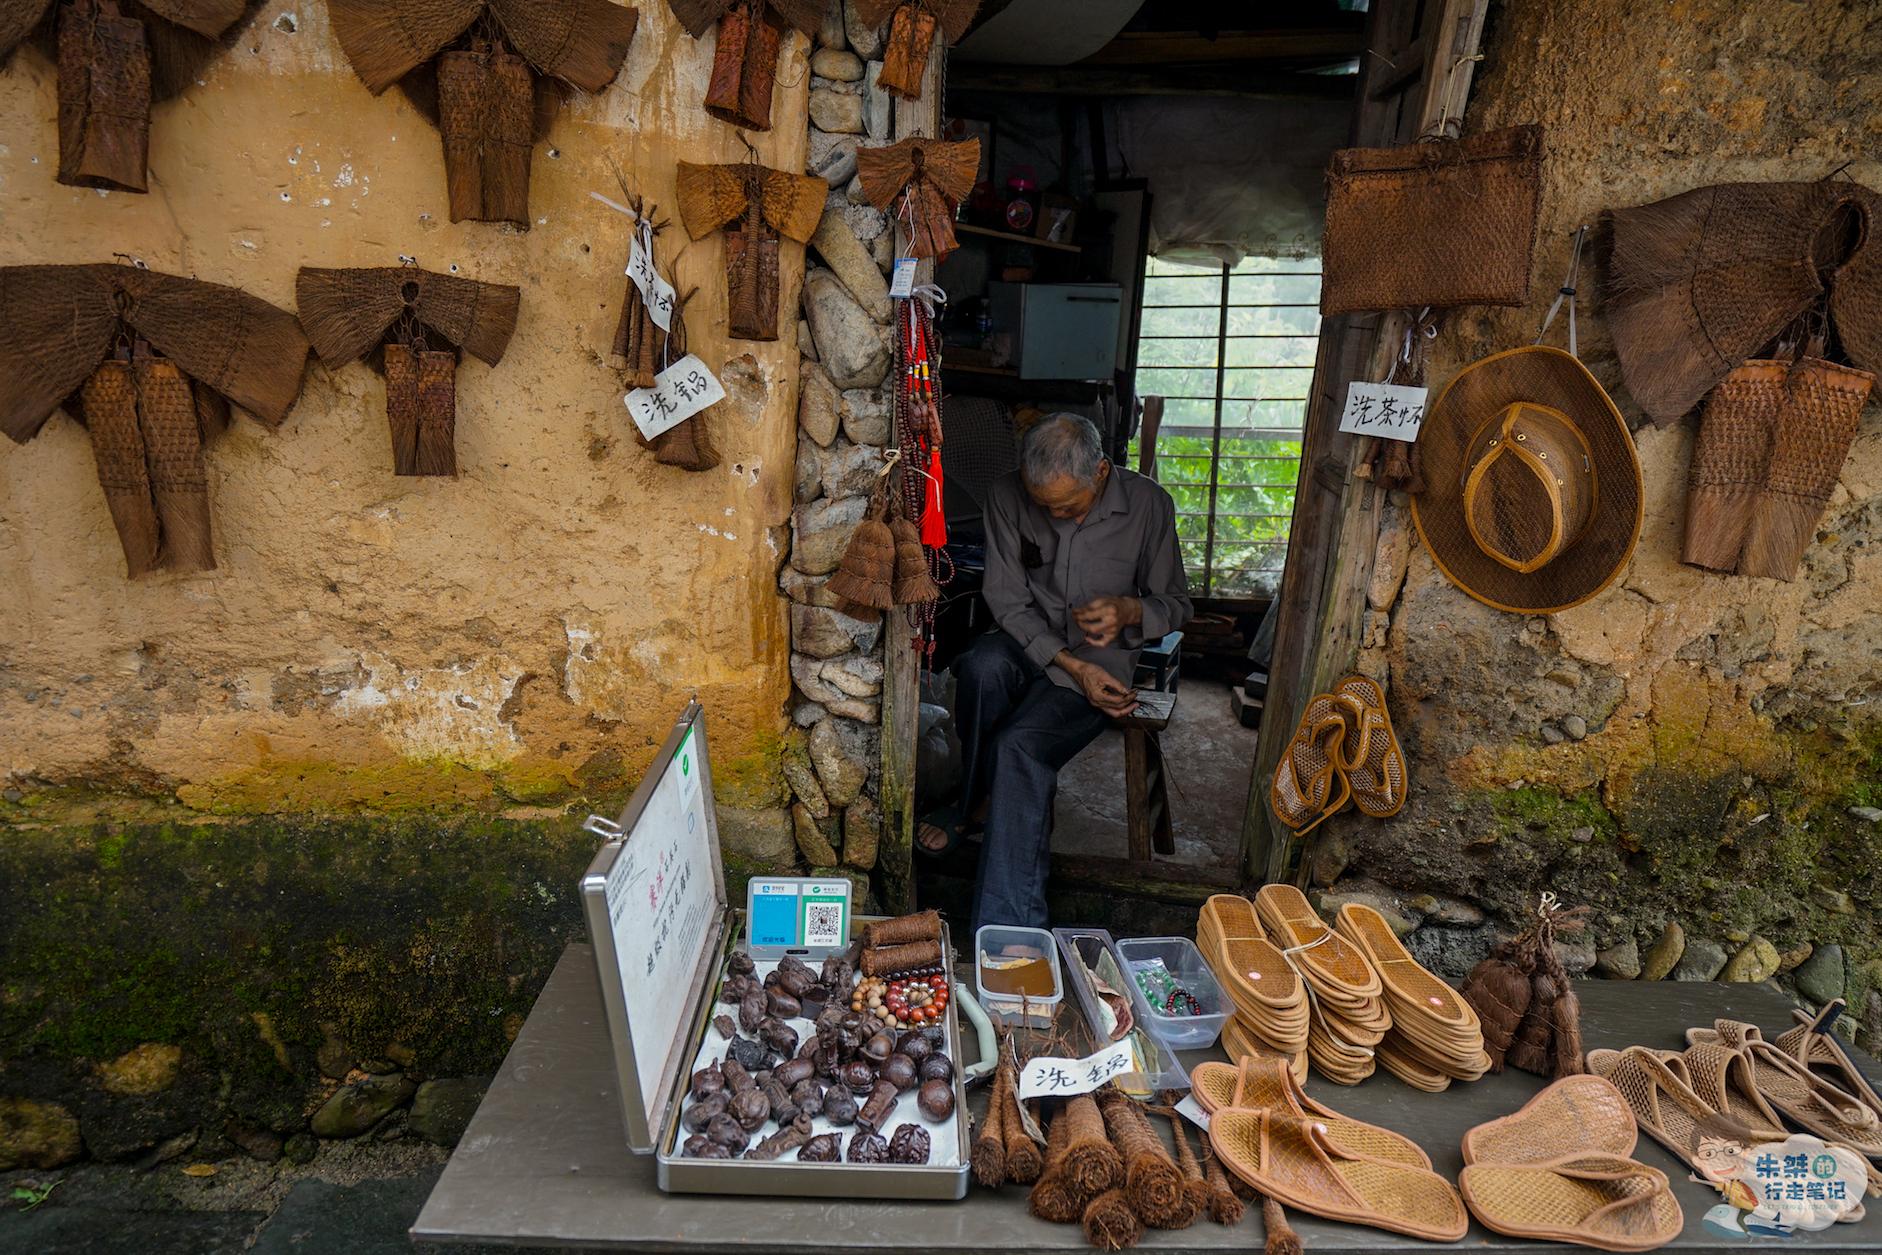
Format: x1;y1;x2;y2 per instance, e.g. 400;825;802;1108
1020;413;1105;486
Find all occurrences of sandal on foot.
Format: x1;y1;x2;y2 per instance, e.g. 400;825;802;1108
915;806;978;859
1210;1106;1467;1242
1460;1155;1682;1252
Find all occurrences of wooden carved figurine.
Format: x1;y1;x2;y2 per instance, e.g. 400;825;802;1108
666;0;821;131
856;135;978;259
326;0;639;227
676;158;824;341
0;0;263;191
0;263;310;575
850;0;979;100
296;267;520;478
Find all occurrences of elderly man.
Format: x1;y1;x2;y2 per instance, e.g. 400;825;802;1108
920;413;1192;931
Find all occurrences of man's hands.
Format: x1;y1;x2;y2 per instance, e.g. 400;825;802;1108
1058;653;1138;718
1073;595;1142;649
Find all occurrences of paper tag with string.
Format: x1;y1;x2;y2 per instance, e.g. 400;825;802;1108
626;215;677;333
889;257;918;299
624;354;723;440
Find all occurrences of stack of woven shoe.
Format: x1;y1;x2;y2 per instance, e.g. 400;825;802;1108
1335;902;1490;1091
1197;894;1308;1081
1255;884;1391;1084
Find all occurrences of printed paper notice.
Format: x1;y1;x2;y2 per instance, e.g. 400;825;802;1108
1017;1041;1140;1100
1337;381;1429;442
625;354;725;441
889;256;918;299
626;217;677;332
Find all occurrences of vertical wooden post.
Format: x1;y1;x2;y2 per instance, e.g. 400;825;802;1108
1241;0;1491;886
876;46;944;915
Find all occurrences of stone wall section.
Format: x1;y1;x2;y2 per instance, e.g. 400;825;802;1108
1300;0;1882;1052
777;4;900;903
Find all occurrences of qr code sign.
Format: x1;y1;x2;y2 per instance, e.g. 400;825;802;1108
803;900;846;949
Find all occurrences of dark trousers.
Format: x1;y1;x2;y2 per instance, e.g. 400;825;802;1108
954;631;1108;933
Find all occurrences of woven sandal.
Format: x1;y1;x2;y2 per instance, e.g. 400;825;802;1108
1587;1046;1768;1178
1191;1056;1429;1166
1271;705;1352;833
1197;893;1262;953
1687;1018;1882;1155
1459;1155;1683;1252
1652;1043;1786;1141
1335;902;1486;1070
1777;1001;1882;1123
1375;1039;1452;1092
1210;1106;1468;1242
1256;884;1384;1002
1221;1014;1310;1084
1331;676;1408;818
1462;1075;1639;1165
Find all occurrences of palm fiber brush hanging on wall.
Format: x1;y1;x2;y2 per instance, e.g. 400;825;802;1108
676;158;824;340
1;0;262;192
856;136;978;259
666;0;820;131
848;0;979;101
607;196;719;470
295;267;520;477
0;263;310;575
326;0;638;226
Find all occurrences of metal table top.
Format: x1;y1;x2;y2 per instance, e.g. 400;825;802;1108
414;943;1882;1252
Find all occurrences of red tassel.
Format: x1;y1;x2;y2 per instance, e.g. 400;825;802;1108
921;447;948;547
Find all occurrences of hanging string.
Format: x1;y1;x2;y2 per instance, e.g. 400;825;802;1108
1535;225;1588;357
1276;930;1376;1060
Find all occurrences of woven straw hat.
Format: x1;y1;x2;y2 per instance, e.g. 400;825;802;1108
1412;346;1641;613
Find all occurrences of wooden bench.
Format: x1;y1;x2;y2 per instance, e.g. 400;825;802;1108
1118;631;1183;863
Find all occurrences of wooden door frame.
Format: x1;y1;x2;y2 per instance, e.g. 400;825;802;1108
1241;0;1491;886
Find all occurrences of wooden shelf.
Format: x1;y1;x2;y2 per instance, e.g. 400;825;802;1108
954;222;1082;254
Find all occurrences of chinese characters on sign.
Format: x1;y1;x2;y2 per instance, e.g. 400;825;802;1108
1016;1041;1140;1100
1337;381;1429;443
625;354;726;441
627;216;677;332
1732;1135;1867;1231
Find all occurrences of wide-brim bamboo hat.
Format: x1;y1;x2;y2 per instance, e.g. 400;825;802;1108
1411;346;1642;614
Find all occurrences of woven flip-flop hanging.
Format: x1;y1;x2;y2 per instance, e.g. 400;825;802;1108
326;0;638;226
4;0;262;192
666;0;821;131
0;262;310;575
675;157;824;341
848;0;979;101
295;266;520;477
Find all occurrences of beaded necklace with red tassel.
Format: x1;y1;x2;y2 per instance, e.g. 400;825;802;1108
894;294;952;664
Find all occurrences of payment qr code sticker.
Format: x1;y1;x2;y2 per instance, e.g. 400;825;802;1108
803;898;847;949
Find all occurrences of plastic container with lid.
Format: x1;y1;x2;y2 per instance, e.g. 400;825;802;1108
1052;927;1186;1096
1114;936;1229;1051
973;924;1061;1026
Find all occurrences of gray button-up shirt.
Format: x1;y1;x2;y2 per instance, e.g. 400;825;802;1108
982;465;1194;691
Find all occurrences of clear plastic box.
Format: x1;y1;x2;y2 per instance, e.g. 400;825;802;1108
1052;927;1187;1095
1114;936;1229;1051
973;924;1062;1026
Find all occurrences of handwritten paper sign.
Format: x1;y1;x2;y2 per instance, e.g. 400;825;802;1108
625;354;725;441
1337;381;1429;443
1017;1040;1139;1100
626;217;677;332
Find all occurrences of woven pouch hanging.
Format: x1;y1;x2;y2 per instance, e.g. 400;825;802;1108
1321;125;1543;316
413;345;459;476
1682;360;1786;572
1738;357;1875;581
56;0;151;193
133;347;214;572
877;3;936;99
826;487;896;610
889;512;939;606
383;341;423;474
437;38;535;226
80;355;162;576
703;2;782;131
725;222;782;341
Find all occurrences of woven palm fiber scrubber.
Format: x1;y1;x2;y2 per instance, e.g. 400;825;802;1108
296;267;520;477
666;0;820;131
0;263;309;575
0;0;262;191
1461;894;1588;1080
848;0;978;100
1603;179;1882;424
326;0;638;226
856;137;980;260
676;158;824;341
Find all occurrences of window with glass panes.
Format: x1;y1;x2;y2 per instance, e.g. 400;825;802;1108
1129;255;1322;598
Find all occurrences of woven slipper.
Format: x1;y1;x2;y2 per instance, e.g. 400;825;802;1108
1376;1039;1452;1092
1380;1029;1491;1083
1336;902;1485;1069
1256;884;1384;1002
1587;1046;1768;1178
1210;1107;1468;1242
1460;1155;1682;1252
1214;933;1306;1014
1198;893;1263;946
1687;1019;1882;1155
1271;707;1352;833
1778;1002;1882;1123
1652;1044;1786;1141
1331;676;1408;818
1191;1057;1430;1166
1222;1014;1310;1084
1463;1075;1638;1165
